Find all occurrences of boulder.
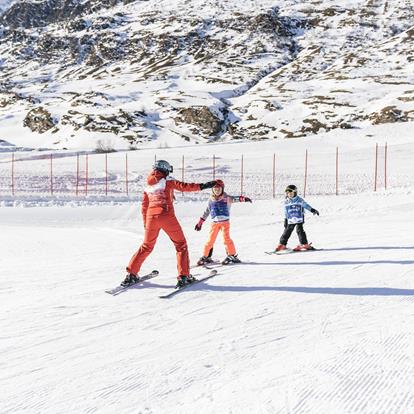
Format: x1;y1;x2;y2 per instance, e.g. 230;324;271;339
23;107;55;133
369;106;407;124
175;106;223;136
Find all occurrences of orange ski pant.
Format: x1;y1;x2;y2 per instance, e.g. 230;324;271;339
127;213;189;277
203;221;236;257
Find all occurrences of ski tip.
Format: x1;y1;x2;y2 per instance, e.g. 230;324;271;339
210;269;218;275
265;249;294;255
152;270;159;275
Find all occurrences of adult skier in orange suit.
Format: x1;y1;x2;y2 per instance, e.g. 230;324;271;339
122;159;217;288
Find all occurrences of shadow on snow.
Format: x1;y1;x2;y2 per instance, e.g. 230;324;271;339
201;285;414;296
246;260;414;266
320;246;414;252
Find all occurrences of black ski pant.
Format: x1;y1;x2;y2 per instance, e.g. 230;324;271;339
280;222;308;245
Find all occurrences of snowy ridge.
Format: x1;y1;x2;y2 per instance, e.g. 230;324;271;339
0;0;413;150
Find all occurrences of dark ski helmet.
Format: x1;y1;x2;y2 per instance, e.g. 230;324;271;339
153;159;173;175
285;184;297;195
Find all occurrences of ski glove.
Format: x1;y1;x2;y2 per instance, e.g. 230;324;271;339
200;181;217;190
311;208;319;216
239;196;252;203
194;217;205;231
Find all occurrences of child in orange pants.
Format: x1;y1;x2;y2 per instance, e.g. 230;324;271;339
194;179;252;265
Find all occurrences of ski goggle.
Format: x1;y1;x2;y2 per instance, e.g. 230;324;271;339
285;189;295;193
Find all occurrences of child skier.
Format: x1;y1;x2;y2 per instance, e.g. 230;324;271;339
275;184;319;252
122;159;217;288
194;179;252;265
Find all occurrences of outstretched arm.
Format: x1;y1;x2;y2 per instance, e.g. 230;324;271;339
170;179;217;192
170;179;203;192
228;195;252;203
301;198;319;215
239;195;252;203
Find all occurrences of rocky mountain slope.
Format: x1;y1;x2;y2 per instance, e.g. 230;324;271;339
0;0;413;150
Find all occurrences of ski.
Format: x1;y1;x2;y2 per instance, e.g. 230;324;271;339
105;270;159;295
190;260;221;269
204;260;242;269
265;249;294;255
265;248;322;255
159;269;218;299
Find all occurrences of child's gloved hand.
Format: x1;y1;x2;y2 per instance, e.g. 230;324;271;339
239;196;252;203
311;208;319;216
194;217;205;231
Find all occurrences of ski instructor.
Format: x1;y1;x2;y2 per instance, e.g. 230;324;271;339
121;159;217;288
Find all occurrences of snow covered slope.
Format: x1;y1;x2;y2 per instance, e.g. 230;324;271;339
1;189;414;413
0;0;15;13
1;0;414;149
1;133;414;413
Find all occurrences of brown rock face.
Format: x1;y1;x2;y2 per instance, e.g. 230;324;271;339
1;0;123;28
23;107;56;133
175;107;223;136
369;106;407;125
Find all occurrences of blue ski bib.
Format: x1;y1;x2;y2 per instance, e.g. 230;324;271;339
286;204;304;224
210;199;230;221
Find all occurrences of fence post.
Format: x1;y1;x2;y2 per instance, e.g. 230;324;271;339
105;153;108;196
85;154;89;196
50;153;53;196
125;153;129;196
11;152;15;196
241;154;244;195
374;143;378;192
75;153;79;196
336;147;339;196
272;153;276;199
303;149;308;198
213;154;216;180
384;142;388;190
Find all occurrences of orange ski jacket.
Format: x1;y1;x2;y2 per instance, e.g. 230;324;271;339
142;170;201;221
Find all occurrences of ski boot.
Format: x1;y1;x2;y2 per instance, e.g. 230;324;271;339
222;254;241;265
176;275;196;288
197;256;213;266
293;243;315;251
121;273;140;287
275;244;287;252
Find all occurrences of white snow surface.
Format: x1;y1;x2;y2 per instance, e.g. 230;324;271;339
0;0;14;12
1;131;414;413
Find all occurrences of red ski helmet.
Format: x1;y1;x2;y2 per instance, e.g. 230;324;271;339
212;179;224;195
214;179;224;189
